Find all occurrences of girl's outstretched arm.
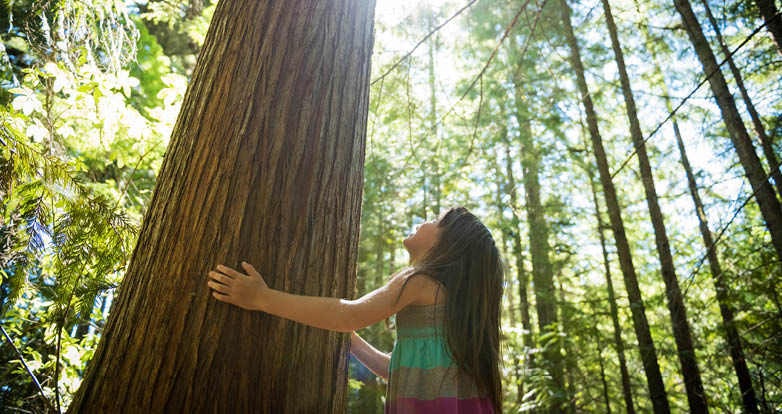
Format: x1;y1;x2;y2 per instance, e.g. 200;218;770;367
206;262;429;332
350;332;390;380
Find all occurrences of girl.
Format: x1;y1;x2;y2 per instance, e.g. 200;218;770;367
207;206;504;413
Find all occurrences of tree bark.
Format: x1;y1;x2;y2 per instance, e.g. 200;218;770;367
68;1;376;412
754;0;782;52
601;0;709;411
701;0;782;202
558;0;671;412
675;0;782;262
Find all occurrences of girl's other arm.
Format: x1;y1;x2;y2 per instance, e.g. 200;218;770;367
350;332;390;380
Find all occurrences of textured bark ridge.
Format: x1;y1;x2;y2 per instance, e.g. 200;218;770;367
68;1;376;412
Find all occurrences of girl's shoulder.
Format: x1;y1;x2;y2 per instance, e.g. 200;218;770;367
389;268;447;306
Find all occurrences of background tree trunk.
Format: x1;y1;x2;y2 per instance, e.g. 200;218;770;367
590;304;612;414
586;162;636;414
701;0;782;202
637;12;760;412
675;0;782;262
516;111;566;413
601;0;708;411
503;133;536;410
674;120;759;414
68;1;376;412
558;0;671;411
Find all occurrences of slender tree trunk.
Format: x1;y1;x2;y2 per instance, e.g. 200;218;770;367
428;19;442;216
674;120;760;414
558;1;671;412
635;11;760;412
593;309;612;414
489;136;518;328
557;279;577;414
586;163;636;414
754;0;782;52
68;1;376;412
504;135;536;411
700;0;782;202
517;112;566;413
601;1;708;411
493;153;518;328
506;21;538;411
675;0;782;262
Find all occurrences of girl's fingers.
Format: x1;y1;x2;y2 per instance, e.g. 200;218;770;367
208;281;230;294
212;292;231;302
208;271;232;285
241;262;261;278
216;264;246;279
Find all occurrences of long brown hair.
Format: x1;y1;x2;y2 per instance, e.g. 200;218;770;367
397;206;504;412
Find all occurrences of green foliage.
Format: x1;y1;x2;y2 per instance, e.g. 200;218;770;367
0;1;185;410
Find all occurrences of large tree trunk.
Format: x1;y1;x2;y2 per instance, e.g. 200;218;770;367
586;163;636;414
68;1;376;412
701;0;782;202
516;111;566;413
601;0;709;411
754;0;782;52
674;0;782;262
558;0;671;412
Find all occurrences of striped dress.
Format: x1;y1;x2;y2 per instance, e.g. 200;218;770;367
385;303;494;413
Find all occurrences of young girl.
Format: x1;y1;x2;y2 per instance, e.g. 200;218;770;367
207;206;504;413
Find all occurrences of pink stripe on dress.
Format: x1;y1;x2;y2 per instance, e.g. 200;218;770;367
386;397;494;413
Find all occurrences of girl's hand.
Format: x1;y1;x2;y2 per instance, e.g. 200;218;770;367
207;262;269;311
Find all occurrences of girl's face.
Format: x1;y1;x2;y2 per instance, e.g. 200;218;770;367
403;218;441;264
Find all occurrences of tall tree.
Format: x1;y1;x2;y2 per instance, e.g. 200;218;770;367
68;1;376;412
558;0;671;412
601;0;708;411
700;0;782;201
674;0;782;262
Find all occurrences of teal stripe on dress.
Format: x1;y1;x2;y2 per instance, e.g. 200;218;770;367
389;337;453;371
